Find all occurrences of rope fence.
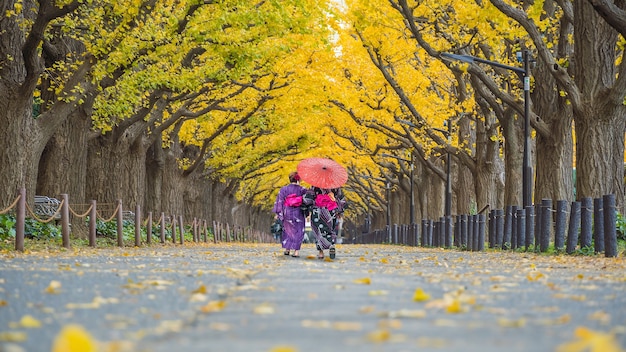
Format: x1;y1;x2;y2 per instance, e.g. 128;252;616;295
0;188;274;252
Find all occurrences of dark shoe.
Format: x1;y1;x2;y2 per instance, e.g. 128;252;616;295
329;246;336;259
284;250;290;255
291;254;300;258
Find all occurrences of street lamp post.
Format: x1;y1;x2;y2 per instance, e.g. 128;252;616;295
441;51;533;208
445;120;452;218
381;153;415;226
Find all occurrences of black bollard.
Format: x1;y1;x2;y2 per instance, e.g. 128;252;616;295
566;201;581;254
511;205;519;250
473;214;480;251
421;219;428;247
445;216;453;248
454;215;461;247
580;197;593;249
488;210;495;248
534;203;542;252
516;208;526;249
540;199;552;252
554;200;568;251
603;194;617;257
503;205;513;250
593;197;605;253
468;215;475;251
478;214;486;251
496;209;504;248
525;206;535;251
461;214;469;249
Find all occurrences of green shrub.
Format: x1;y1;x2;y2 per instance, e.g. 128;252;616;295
0;214;16;241
24;218;61;239
616;212;626;241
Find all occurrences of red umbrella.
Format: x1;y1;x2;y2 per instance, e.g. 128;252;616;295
297;158;348;189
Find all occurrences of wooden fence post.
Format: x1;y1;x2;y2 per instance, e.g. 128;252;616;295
15;188;25;252
89;200;96;247
147;212;152;245
135;204;141;247
61;194;70;248
116;199;123;247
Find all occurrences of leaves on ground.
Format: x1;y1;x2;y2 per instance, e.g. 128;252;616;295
0;242;624;351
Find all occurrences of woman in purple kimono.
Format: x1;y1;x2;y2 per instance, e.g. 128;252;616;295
272;172;307;257
302;186;347;259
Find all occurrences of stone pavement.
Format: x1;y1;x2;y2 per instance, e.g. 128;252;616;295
0;242;625;352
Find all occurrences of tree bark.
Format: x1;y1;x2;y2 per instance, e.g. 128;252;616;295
574;0;626;209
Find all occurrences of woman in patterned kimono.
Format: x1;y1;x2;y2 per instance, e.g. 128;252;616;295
302;186;347;259
272;172;307;257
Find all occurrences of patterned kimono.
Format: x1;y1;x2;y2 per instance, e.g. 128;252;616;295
302;187;347;250
273;183;307;250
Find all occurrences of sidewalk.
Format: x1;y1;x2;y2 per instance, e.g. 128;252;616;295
0;243;625;352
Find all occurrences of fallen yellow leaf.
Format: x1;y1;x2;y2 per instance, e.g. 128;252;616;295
497;318;526;328
51;325;97;352
556;326;623;352
527;271;545;281
353;277;371;285
192;285;207;294
0;331;27;342
413;288;431;302
19;315;41;328
367;329;391;342
45;280;62;294
368;290;388;296
253;304;275;315
445;299;463;314
200;300;226;313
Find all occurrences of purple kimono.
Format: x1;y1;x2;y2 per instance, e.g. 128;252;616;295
273;183;307;250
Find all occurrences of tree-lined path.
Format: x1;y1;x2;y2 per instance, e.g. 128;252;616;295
1;243;625;352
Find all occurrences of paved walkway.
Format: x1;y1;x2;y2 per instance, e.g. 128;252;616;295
0;243;625;352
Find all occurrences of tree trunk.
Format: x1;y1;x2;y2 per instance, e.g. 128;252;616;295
85;131;147;211
474;113;503;213
455;116;476;214
532;3;575;206
574;0;626;209
500;110;524;207
37;109;90;202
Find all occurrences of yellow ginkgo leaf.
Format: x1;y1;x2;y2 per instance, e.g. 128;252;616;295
497;318;526;328
253;304;275;315
445;300;463;314
556;326;623;352
200;300;226;313
51;324;97;352
353;277;371;285
527;272;545;281
413;288;431;302
380;258;389;264
368;290;388;296
20;315;42;328
45;280;62;294
192;285;207;294
367;329;391;342
0;331;27;342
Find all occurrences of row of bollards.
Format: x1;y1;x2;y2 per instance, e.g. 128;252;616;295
356;194;620;257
